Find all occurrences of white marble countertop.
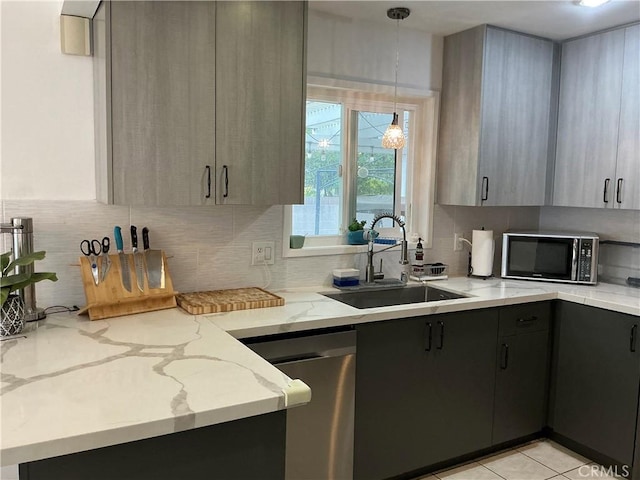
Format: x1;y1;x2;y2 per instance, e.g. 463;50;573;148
210;277;640;339
0;308;310;466
1;277;638;467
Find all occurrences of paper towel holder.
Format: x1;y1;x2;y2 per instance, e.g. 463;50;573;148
459;228;495;279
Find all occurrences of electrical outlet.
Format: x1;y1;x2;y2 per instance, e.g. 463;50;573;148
252;241;275;266
454;233;463;251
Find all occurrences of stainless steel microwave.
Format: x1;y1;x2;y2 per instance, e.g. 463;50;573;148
501;231;599;285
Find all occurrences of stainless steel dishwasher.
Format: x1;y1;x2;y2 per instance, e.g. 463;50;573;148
245;329;356;480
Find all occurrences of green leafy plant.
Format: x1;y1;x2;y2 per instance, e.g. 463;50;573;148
1;251;58;307
347;218;367;231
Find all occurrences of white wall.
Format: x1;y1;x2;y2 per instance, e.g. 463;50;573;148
1;0;95;200
308;9;443;91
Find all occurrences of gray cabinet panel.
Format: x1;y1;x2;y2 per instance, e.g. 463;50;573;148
616;25;640;210
215;1;305;205
110;1;216;206
551;302;640;466
554;29;625;208
437;26;484;206
354;310;498;479
437;26;553;206
479;28;553;206
493;330;550;444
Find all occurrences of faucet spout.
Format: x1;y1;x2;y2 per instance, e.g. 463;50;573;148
364;213;409;284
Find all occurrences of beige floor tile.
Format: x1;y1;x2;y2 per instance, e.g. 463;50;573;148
518;440;590;473
436;462;504;480
563;463;626;479
480;450;558;480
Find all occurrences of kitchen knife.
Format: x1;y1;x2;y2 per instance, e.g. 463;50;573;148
142;227;165;289
131;225;146;292
114;226;132;292
100;236;112;282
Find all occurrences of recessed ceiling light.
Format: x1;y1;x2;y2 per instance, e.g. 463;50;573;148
578;0;611;7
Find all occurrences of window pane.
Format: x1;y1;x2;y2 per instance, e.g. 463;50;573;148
292;101;343;236
355;111;396;228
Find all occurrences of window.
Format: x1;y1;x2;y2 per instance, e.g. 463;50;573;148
284;85;438;257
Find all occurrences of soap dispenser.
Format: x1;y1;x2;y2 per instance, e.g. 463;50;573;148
412;238;424;275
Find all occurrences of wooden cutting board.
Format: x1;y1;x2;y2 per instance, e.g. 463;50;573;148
176;288;285;314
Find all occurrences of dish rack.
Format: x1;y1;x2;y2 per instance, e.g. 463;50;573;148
410;263;449;281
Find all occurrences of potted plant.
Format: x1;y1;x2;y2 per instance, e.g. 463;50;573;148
1;251;57;336
346;218;368;245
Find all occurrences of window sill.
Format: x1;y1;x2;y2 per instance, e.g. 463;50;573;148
282;241;422;258
282;243;369;258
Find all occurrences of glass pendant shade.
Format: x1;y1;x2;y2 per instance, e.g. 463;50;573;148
382;113;405;149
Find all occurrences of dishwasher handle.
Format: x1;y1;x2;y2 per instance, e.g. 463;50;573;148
244;330;356;363
272;353;324;365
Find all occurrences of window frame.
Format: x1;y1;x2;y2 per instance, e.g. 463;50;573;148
283;83;439;258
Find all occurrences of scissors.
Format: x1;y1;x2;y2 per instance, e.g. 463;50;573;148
81;237;109;285
100;237;112;282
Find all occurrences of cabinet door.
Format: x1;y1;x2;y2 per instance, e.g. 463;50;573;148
551;302;640;466
493;331;549;444
110;1;216;206
615;25;640;210
354;317;434;480
215;1;305;205
479;28;553;206
554;30;625;208
429;310;498;460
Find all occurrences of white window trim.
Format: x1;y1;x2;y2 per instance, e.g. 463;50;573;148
283;83;440;259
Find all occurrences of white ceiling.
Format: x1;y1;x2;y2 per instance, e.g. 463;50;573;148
309;0;640;40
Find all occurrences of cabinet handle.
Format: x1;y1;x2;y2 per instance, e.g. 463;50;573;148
517;316;538;323
424;322;432;351
481;177;489;202
616;178;623;204
223;165;229;198
500;343;509;369
205;165;212;199
603;178;610;204
631;325;638;353
437;321;445;350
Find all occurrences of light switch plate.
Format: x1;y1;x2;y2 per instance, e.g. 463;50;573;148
252;241;275;265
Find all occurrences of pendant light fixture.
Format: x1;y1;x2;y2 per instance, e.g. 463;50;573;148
382;7;410;150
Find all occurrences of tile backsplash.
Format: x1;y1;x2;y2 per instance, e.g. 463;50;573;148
1;200;540;310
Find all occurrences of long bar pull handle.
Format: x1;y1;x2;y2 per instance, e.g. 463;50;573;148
616;178;623;204
223;165;229;198
205;165;211;199
437;321;445;350
481;177;489;202
518;316;538;323
424;322;432;351
500;343;509;369
631;325;637;353
603;178;610;203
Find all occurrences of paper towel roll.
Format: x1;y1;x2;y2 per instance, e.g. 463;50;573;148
471;229;494;277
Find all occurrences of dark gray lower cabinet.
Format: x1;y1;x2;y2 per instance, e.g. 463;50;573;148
493;302;551;445
354;309;498;480
19;411;286;480
550;302;640;468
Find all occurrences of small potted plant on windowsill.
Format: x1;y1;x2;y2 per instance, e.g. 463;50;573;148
1;251;57;336
346;219;368;245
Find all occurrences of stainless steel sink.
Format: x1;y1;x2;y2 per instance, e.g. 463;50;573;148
322;285;467;309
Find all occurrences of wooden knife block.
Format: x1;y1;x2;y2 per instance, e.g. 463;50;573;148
78;252;177;321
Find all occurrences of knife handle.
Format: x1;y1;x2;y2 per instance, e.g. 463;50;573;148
114;226;124;252
131;225;138;249
142;227;150;251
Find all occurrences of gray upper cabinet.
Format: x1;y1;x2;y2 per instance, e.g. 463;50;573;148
616;25;640;210
94;1;306;206
554;24;638;210
437;25;554;206
215;1;306;205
